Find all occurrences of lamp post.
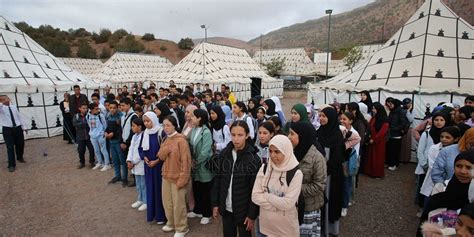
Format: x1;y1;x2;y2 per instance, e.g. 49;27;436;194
325;9;333;81
200;24;208;42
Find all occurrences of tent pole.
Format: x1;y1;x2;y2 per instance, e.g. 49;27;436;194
42;92;50;137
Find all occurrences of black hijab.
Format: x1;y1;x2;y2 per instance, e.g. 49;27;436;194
390;98;402;112
317;107;344;148
248;98;258;118
360;90;373;113
373;102;388;132
156;102;171;123
429;111;451;144
264;99;277;116
209;105;226;131
291;121;324;161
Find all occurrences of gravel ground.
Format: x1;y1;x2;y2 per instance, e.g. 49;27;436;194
0;90;419;236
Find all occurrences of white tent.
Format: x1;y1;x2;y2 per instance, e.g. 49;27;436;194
253;48;318;77
308;0;473;124
155;42;283;100
60;57;103;77
92;52;173;88
0;16;98;143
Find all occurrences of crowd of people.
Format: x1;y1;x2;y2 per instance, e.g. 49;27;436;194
3;80;473;236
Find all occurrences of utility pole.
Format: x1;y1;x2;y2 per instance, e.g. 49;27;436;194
325;9;333;81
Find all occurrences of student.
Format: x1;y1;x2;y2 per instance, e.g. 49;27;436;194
256;107;267;128
104;101;124;183
169;96;186;129
267;116;283;135
187;109;214;225
316;107;345;236
359;90;373;114
143;95;155;113
271;96;286;125
91;93;106;116
263;99;278;119
419;126;461;201
256;122;275;165
139;111;166;224
339;112;361;217
127;118;147;212
283;103;309;134
134;105;143;118
415;112;450;212
386;98;406;171
182;105;198;138
288;121;327;237
212;121;261;237
60;93;74;144
305;103;320;131
232;102;255;140
87;103;110;171
154;102;172;126
117;98;137;186
73;103;95;169
252;135;303;236
158;116;192;236
209;106;231;153
364;102;389;178
247;98;258;118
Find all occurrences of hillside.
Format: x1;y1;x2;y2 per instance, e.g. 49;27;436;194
248;0;473;54
193;37;255;51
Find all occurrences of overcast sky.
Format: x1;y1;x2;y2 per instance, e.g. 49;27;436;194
2;0;373;42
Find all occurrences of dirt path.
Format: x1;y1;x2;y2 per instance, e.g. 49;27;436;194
0;90;419;236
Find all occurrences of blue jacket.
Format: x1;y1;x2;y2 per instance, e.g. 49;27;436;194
87;113;106;139
431;144;460;184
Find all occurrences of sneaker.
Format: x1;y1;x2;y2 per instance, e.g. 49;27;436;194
348;202;353;206
108;177;121;184
388;166;398;171
131;201;143;209
100;165;111;171
187;212;203;218
122;180;129;187
200;217;211;225
173;229;189;237
138;204;147;211
341;208;348;217
92;164;102;170
157;221;165;225
162;225;174;232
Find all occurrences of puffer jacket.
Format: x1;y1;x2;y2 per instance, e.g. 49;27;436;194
388;106;405;138
299;145;327;211
73;113;90;140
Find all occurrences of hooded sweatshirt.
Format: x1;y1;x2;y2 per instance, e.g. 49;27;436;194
252;135;303;236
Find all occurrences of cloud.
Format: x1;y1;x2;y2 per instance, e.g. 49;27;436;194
2;0;373;42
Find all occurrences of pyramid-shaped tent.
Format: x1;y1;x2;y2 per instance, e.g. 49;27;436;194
308;0;473;122
60;57;103;78
155;42;283;100
0;16;98;142
253;48;318;77
93;52;173;86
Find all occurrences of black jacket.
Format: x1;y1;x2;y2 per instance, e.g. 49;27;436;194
387;107;406;138
211;142;261;223
69;94;89;115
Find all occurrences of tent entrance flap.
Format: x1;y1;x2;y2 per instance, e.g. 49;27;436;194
250;77;262;98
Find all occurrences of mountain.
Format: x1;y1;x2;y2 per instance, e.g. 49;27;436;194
248;0;473;54
193;37;255;51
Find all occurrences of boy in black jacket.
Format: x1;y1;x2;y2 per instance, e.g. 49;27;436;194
73;103;95;169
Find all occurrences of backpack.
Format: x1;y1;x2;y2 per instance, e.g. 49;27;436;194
239;114;258;140
263;163;305;225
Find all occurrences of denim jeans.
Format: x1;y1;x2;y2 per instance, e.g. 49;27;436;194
135;175;147;204
343;176;353;208
90;136;109;165
110;141;127;180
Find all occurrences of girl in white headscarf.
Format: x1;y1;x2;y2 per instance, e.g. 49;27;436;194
252;135;303;236
271;96;286;125
305;103;321;130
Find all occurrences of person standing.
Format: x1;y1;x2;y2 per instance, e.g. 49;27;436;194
364;102;389;178
60;92;74;144
73;103;95;169
0;95;27;172
69;85;89;115
386;98;406;171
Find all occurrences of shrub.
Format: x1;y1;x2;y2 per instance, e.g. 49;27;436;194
178;37;194;49
99;47;111;59
115;35;145;53
77;40;97;59
160;45;167;51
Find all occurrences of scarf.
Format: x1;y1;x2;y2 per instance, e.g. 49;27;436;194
373;102;388;132
268;135;299;172
429;112;451;144
142;111;160;151
292;103;309;122
264;99;277;116
317;107;343;148
210;105;226;131
359;90;373;113
291;121;316;162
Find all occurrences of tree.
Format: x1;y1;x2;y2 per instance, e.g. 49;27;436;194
94;29;111;43
115;35;145;53
160;45;167;51
343;46;363;72
36;37;71;57
178;38;194;49
76;40;97;59
264;57;286;77
99;47;111;59
142;33;155;41
113;29;129;39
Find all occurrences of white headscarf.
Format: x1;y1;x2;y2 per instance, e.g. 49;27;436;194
142;111;161;151
358;102;372;122
268;135;299;172
271;96;283;112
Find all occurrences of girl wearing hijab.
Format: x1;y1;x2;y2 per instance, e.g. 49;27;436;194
347;102;368;177
316;107;345;236
252;135;303;236
181;104;198;138
288;121;327;237
209;106;231;153
188;109;214;225
283;103;308;134
415;112;451;211
364;102;389;178
253;95;264;106
139;111;166;224
417;150;474;236
263;99;278;119
157;116;192;235
306;103;320;130
359;91;373;114
432;128;474;185
386;98;405;171
247;98;258;118
154;102;172;125
257;121;275;165
271;96;286;125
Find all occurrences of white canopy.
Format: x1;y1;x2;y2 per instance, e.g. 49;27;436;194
253;48;318;77
60;57;103;77
0;16;97;93
314;0;473;95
